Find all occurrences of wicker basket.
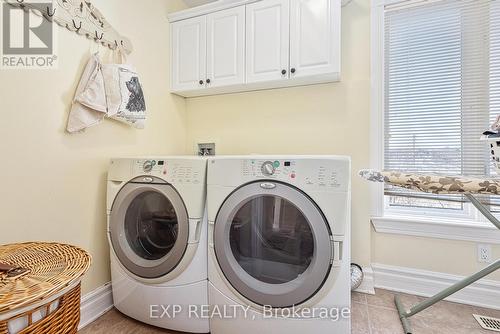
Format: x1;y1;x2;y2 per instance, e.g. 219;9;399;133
0;243;91;334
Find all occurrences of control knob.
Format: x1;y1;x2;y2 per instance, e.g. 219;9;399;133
143;160;154;172
261;161;276;176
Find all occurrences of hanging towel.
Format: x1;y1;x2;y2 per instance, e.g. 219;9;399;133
66;53;107;133
101;50;146;129
75;57;107;113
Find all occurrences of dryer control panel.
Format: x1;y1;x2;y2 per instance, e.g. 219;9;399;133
209;156;350;192
242;159;341;189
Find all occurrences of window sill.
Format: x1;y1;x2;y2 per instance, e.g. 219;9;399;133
371;215;500;244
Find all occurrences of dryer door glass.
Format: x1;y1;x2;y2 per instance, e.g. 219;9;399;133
125;191;178;260
214;181;334;307
110;179;189;279
230;195;314;284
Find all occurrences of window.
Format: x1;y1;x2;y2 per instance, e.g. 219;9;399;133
382;0;500;218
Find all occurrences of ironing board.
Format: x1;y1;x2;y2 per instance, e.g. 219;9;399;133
359;170;500;334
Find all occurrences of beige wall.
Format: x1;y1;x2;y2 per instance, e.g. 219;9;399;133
185;0;500;283
0;0;187;294
1;0;498;301
373;233;500;281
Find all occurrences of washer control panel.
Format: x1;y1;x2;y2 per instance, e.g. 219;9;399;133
261;161;276;176
133;159;203;185
142;160;154;172
240;159;344;189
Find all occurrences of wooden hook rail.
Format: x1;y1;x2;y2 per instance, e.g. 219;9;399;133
4;0;133;54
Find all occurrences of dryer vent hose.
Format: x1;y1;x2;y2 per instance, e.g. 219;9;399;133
350;263;364;291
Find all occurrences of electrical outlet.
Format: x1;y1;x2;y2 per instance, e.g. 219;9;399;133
477;244;492;263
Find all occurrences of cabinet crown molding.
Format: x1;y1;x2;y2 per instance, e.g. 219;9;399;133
168;0;262;23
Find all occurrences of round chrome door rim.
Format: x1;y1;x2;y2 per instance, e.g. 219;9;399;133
214;181;333;308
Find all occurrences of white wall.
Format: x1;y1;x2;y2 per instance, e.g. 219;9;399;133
0;0;187;294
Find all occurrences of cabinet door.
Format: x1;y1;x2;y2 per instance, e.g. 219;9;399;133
171;16;207;92
289;0;340;78
246;0;290;84
206;6;246;88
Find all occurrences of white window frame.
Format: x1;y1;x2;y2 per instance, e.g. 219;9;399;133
370;0;500;244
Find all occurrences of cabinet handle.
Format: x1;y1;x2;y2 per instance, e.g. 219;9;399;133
199;80;204;85
206;79;211;84
291;68;296;74
281;69;287;75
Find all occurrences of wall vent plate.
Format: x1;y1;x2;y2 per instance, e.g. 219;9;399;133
198;143;215;156
473;314;500;332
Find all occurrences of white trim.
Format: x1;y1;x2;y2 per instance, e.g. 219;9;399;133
354;266;376;295
372;263;500;310
371;215;500;244
171;72;341;97
78;282;114;330
369;0;386;217
169;0;353;22
168;0;260;22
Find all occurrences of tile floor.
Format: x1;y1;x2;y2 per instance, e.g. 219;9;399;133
79;289;500;334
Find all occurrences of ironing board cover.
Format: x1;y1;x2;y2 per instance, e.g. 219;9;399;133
359;169;500;195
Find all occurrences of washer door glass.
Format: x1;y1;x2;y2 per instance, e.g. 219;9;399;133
125;191;178;261
110;178;189;279
214;181;333;307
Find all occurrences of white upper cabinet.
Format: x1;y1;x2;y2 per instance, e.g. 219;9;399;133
171;16;207;92
289;0;340;78
206;6;246;88
246;0;290;83
168;0;341;97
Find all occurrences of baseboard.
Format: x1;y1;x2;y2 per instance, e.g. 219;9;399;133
372;263;500;310
354;266;376;295
79;282;114;330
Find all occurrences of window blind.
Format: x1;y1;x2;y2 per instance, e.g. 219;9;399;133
383;0;500;208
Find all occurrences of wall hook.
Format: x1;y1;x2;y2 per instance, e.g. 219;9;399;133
46;6;56;17
72;19;82;32
95;31;103;40
9;0;132;54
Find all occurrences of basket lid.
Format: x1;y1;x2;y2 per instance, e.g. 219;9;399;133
0;242;91;313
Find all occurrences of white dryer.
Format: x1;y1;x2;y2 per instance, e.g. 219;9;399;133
207;156;351;334
106;157;209;333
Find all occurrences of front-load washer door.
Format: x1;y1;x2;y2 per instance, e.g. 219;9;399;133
214;181;333;308
110;176;189;279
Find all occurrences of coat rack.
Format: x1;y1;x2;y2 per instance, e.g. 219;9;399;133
4;0;133;54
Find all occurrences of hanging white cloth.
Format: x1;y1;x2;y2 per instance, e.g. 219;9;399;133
66;53;107;133
101;50;146;129
66;50;147;132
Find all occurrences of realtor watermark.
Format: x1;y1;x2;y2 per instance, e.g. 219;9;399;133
150;304;351;322
1;0;57;69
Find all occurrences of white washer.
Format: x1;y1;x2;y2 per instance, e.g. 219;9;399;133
207;156;351;334
106;157;209;333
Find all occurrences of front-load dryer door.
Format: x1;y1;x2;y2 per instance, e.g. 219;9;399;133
214;181;333;308
110;176;189;279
